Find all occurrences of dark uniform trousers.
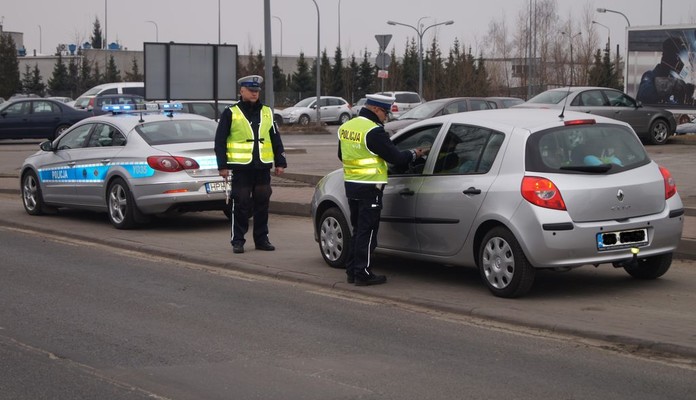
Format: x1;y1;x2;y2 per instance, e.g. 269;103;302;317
345;184;384;279
230;168;272;246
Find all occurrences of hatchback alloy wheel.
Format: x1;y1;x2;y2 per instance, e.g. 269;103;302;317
648;119;670;145
479;227;535;298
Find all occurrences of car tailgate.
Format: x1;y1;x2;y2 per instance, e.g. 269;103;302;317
150;143;218;177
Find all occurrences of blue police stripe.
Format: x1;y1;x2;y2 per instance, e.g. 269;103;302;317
38;162;155;183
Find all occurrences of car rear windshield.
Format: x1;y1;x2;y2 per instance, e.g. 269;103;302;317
395;93;422;103
527;91;569;104
525;123;650;174
136;120;218;145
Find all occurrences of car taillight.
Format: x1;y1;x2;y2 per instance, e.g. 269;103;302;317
659;165;677;199
87;97;95;111
391;104;399;113
564;119;596;126
147;156;200;172
521;176;566;210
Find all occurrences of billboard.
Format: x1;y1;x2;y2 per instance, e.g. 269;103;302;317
144;42;238;101
627;26;695;110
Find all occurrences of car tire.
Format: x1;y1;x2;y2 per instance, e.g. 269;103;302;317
622;253;672;279
338;113;351;124
318;207;351;268
479;227;536;298
647;119;670;145
106;178;143;229
21;170;55;215
299;114;310;126
54;124;70;140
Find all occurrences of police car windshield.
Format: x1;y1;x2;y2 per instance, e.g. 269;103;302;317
136;120;218;145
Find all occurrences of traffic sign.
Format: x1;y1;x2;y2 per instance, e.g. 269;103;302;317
375;52;391;69
375;34;393;51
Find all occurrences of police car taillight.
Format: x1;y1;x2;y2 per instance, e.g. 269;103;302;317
521;176;567;210
147;156;200;172
564;119;596;126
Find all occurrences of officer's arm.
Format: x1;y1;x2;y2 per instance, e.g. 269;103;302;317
365;128;414;167
269;122;288;168
214;108;232;169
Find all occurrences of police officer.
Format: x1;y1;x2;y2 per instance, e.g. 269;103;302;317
215;75;287;254
338;94;426;286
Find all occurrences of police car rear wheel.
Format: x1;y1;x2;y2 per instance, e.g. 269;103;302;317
318;207;351;268
107;178;139;229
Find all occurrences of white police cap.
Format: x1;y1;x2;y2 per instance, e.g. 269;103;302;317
365;94;396;111
238;75;263;91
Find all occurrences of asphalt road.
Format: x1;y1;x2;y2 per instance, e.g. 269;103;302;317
2;227;695;399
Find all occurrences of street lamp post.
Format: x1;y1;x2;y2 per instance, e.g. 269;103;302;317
596;7;631;89
561;31;582;86
273;16;283;56
145;20;158;42
338;0;341;49
592;20;610;53
37;25;42;54
387;18;454;98
312;0;321;127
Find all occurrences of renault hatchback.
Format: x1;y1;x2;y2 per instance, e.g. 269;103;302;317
311;109;684;298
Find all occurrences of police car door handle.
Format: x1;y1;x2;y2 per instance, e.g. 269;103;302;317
463;187;481;195
100;159;111;164
399;188;415;196
67;161;76;167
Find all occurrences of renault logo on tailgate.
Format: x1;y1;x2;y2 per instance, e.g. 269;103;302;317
617;189;624;202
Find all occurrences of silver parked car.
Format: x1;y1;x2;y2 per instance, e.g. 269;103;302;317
20;104;228;229
383;97;492;136
277;96;352;125
311;108;684;298
514;86;677;145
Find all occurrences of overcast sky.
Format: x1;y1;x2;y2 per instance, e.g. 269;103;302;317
2;0;696;58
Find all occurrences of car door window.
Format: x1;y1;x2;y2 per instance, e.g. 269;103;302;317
577;90;608;106
191;103;216;119
87;124;125;147
433;124;504;175
444;101;466;115
56;124;93;150
470;99;490;110
32;101;57;113
2;101;30;115
603;90;636;107
389;124;443;175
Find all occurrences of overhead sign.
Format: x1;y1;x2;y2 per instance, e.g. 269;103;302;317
377;70;389;79
375;34;393;51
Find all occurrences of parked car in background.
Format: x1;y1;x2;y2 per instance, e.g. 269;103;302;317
177;100;238;121
276;96;352;125
0;97;4;104
513;87;677;145
351;97;367;117
73;82;145;111
376;91;424;119
485;96;524;109
0;98;90;140
47;96;74;104
92;94;147;116
383;97;492;135
311;108;683;298
20;104;228;229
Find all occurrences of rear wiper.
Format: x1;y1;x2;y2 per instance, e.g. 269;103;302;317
560;164;613;173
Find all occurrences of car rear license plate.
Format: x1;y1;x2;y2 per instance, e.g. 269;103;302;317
596;228;648;250
205;181;227;194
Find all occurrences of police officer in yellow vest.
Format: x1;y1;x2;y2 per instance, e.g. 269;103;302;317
215;75;287;254
338;94;427;286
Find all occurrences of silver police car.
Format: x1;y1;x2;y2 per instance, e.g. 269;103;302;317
20;104;228;229
311;108;684;298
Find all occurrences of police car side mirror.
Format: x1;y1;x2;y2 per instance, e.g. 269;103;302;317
635;100;643;108
39;140;54;152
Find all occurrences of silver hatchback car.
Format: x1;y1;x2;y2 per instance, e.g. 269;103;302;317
20;104;227;229
311;109;684;298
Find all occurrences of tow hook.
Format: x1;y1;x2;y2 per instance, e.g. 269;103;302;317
614;247;640;268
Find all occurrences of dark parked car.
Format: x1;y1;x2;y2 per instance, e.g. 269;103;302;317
0;98;90;140
514;87;677;145
177;100;238;121
485;96;524;109
383;97;492;135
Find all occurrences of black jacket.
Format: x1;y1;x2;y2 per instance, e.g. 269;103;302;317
214;100;287;171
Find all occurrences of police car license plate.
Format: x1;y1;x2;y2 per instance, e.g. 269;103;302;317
596;228;648;250
205;181;227;193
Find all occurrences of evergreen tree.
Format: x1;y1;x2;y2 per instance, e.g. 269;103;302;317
21;64;46;96
290;52;314;97
93;61;104;85
357;49;376;98
124;57;143;82
0;33;21;99
424;37;445;100
401;38;419;92
79;56;95;94
473;53;491;96
47;54;71;97
272;57;286;91
319;49;332;96
345;55;360;103
105;54;121;82
330;47;345;97
91;17;104;49
67;56;80;98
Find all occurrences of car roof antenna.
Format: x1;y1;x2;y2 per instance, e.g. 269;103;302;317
558;85;573;120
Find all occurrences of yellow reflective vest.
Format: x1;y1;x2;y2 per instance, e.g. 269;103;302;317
338;117;388;184
226;105;275;165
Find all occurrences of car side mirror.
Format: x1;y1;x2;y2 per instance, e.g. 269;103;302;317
39;140;54;152
635;100;642;108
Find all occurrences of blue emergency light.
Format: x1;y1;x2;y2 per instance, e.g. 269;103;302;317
101;104;137;113
159;103;183;111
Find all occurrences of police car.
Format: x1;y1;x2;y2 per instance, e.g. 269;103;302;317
20;103;228;229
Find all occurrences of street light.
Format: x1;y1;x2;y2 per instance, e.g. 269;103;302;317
312;0;321;127
596;8;631;27
592;20;610;53
561;32;582;86
387;18;454;98
273;16;283;56
596;7;631;88
37;25;42;54
145;20;158;42
338;0;341;48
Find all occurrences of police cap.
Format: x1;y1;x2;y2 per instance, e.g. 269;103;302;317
238;75;263;92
